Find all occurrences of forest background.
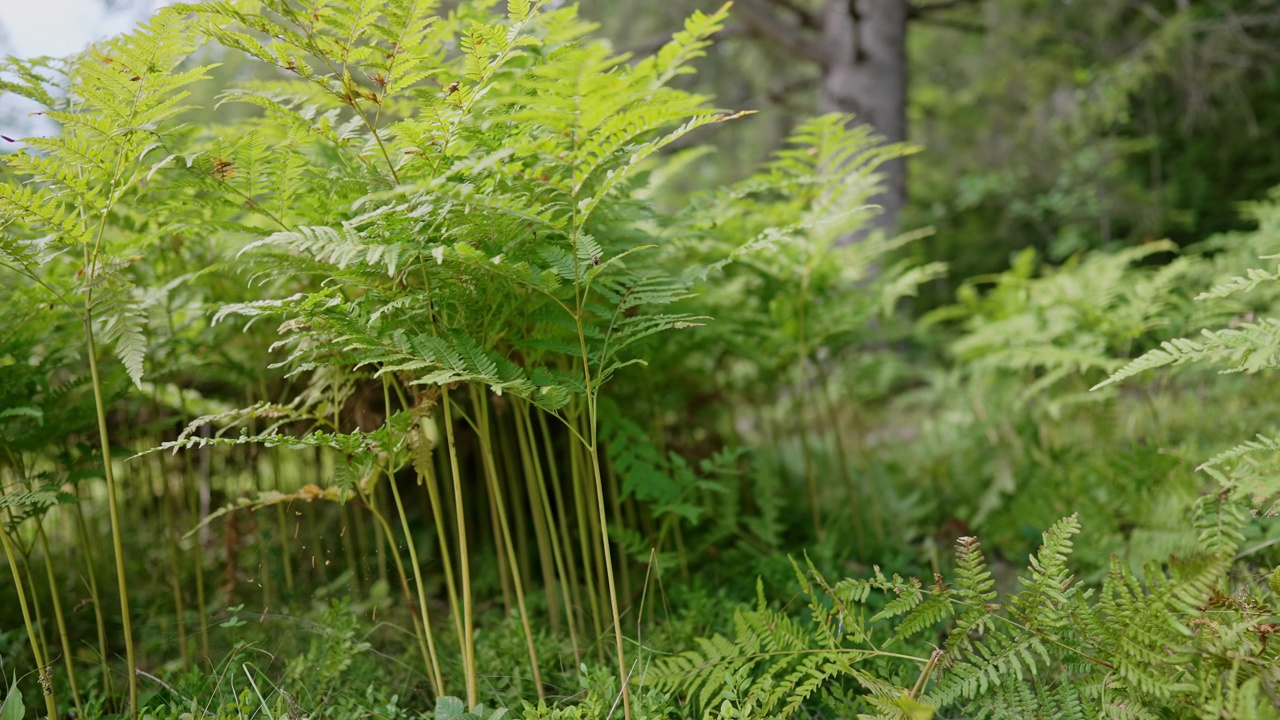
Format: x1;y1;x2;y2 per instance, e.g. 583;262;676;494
2;0;1280;718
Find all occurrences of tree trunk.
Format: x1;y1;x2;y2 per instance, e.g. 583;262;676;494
818;0;909;240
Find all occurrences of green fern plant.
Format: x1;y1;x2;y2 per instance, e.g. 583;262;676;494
653;511;1279;720
96;0;860;712
0;12;218;716
1092;201;1280;554
633;114;942;556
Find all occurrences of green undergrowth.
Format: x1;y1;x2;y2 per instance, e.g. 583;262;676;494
1;0;1279;718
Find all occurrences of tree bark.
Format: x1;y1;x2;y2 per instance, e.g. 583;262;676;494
818;0;910;240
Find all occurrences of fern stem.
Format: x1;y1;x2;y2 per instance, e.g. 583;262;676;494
487;463;514;615
24;535;53;697
35;518;83;711
83;316;139;719
416;418;468;686
604;457;631;605
500;421;534;598
369;483;388;590
169;324;210;662
384;474;445;694
0;483;57;720
191;423;212;661
153;410;190;669
536;408;587;663
272;450;295;595
381;376;445;694
568;415;605;653
816;379;869;553
339;502;365;598
575;340;632;718
909;648;945;699
514;401;568;639
360;481;440;695
441;384;478;706
308;449;331;588
470;384;545;698
566;113;632;710
71;492;112;694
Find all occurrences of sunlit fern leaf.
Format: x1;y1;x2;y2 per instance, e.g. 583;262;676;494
1;9;213;392
0;56;67;108
1196;433;1280;472
1196;264;1280;301
0;184;91;245
1092;336;1216;389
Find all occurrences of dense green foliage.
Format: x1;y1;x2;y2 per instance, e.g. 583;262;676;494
1;1;1279;719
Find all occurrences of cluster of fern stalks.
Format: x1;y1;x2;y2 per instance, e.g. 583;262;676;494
0;0;922;717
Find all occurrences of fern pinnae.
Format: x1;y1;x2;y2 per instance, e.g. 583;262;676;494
1195;264;1280;301
1091;336;1212;389
1196;433;1280;472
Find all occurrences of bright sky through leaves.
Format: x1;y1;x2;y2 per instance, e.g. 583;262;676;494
0;0;165;58
0;0;169;138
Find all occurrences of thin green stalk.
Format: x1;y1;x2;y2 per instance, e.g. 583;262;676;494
416;417;467;681
72;496;112;693
568;121;631;716
175;394;211;662
339;503;364;598
242;391;275;610
27;544;53;693
441;384;478;706
500;423;533;594
83;321;138;718
567;418;605;651
360;487;439;696
0;524;58;720
370;483;389;589
513;402;561;633
487;470;514;615
36;519;83;711
259;524;274;610
671;521;689;581
580;399;630;717
537;409;588;651
817;379;876;552
349;490;371;588
604;459;631;604
470;384;544;699
156;448;190;668
519;402;580;664
577;408;609;643
382;377;444;694
191;423;212;661
413;260;476;703
309;449;331;587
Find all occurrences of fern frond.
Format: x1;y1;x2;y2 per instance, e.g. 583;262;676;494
1196;264;1280;300
1092;336;1217;388
1012;514;1082;631
1197;433;1280;471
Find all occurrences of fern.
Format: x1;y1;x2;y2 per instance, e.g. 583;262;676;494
0;9;214;386
653;513;1278;720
